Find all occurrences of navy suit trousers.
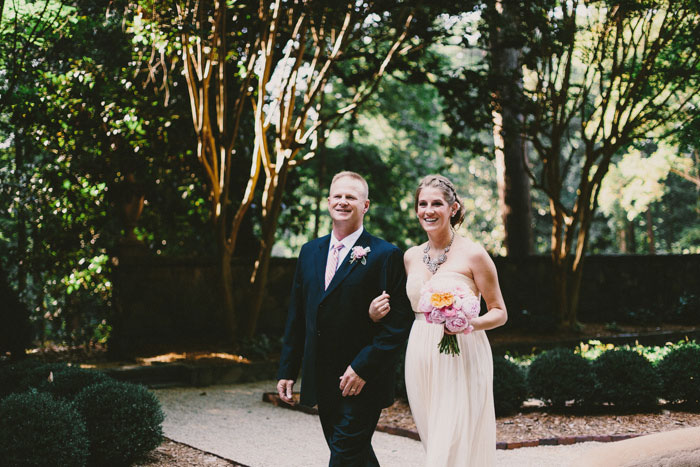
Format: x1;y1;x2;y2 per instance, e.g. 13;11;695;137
318;395;382;467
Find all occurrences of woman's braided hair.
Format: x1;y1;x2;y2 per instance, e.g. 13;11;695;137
414;174;466;227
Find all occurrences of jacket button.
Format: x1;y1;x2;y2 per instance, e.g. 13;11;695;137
317;331;321;337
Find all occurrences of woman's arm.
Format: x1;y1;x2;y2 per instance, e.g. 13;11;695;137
469;246;508;332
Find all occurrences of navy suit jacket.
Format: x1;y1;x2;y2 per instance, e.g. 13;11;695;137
277;229;413;408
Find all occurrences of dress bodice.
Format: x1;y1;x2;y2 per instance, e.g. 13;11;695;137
406;270;480;312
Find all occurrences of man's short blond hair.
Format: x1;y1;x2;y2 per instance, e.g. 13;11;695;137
330;171;369;199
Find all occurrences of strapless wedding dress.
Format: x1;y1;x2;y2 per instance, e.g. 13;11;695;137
405;270;496;467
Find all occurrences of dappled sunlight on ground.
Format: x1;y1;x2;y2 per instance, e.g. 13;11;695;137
137;352;252;365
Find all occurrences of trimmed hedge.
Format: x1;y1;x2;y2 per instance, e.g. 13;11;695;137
527;348;594;408
0;359;49;398
493;356;527;416
0;360;165;465
36;365;110;400
657;343;700;409
0;390;89;467
74;380;164;466
15;362;70;394
592;349;660;411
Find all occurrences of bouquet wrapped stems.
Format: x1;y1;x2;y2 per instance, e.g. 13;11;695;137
438;333;460;356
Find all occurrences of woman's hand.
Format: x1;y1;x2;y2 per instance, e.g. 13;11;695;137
368;291;391;322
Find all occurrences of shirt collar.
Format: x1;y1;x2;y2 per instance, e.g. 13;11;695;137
330;226;364;251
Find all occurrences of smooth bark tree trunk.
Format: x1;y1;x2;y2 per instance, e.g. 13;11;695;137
216;218;237;338
244;162;291;338
626;220;636;253
14;128;28;298
646;209;656;254
489;0;533;259
314;122;327;239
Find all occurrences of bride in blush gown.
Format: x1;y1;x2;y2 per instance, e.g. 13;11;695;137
369;175;508;466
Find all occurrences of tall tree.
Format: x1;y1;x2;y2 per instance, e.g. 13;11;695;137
0;0;69;298
521;0;700;328
484;0;533;258
244;0;418;336
133;0;423;339
131;0;260;338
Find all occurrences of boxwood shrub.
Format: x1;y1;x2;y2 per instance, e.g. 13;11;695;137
657;343;700;409
74;380;164;466
36;365;110;401
0;359;46;398
0;390;89;467
493;356;527;415
592;349;660;410
527;348;594;408
15;362;70;394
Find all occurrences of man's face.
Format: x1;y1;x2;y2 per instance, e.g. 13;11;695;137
327;176;369;229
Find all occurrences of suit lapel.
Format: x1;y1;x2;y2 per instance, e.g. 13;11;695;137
322;230;372;299
315;235;331;289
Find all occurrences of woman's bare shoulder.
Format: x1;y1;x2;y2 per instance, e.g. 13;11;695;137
451;235;492;274
461;238;495;271
404;244;424;268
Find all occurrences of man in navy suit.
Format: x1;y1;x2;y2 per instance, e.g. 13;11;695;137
277;171;413;466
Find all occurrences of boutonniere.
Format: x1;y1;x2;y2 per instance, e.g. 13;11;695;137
349;246;371;265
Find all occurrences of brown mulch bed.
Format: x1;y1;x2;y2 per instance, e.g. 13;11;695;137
262;392;700;446
379;398;700;443
135;439;243;467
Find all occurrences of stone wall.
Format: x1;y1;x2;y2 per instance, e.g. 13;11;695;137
110;254;700;353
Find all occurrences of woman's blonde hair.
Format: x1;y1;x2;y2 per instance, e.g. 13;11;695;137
414;174;465;227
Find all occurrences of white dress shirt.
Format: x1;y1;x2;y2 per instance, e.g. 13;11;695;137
328;226;364;271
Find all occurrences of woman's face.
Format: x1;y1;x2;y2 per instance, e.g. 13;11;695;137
416;186;457;234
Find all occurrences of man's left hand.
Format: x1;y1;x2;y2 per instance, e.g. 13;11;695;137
339;365;366;397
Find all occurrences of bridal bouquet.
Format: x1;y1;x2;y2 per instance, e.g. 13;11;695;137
418;280;480;356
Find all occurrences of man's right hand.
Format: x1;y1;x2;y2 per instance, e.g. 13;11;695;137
277;379;295;405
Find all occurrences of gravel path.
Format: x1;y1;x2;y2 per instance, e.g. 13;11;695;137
153;380;600;467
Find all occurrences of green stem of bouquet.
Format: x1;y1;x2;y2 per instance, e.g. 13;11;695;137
438;333;460;356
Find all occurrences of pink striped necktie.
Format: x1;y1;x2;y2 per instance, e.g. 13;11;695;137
325;243;344;290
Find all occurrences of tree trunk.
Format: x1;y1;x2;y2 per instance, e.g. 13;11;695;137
618;223;628;253
0;261;31;358
216;220;237;339
314;122;327;239
626;220;636;254
244;162;291;337
552;254;570;327
489;0;533;259
14;128;28;298
646;209;656;254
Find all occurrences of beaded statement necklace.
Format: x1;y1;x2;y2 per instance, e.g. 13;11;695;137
423;230;455;274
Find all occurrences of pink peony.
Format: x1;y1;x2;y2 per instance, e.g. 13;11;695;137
418;286;435;315
441;305;457;318
445;312;469;333
428;308;446;324
463;295;481;319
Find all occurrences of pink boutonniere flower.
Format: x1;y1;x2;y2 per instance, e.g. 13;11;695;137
349;246;371;265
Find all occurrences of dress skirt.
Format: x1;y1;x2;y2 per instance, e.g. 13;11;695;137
404;313;496;467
